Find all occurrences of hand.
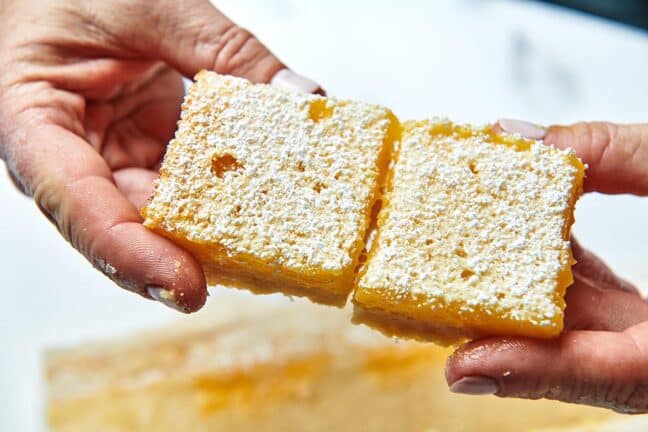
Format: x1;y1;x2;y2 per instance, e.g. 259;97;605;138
446;119;648;413
0;0;321;312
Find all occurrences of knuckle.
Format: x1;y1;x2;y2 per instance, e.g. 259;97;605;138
225;25;253;42
574;121;611;168
86;217;124;262
590;122;616;168
212;25;252;68
208;25;275;80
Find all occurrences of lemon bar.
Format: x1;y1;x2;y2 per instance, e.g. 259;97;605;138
353;120;584;343
46;294;619;432
143;72;398;305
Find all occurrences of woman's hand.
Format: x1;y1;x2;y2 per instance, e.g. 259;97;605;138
0;0;321;312
446;119;648;413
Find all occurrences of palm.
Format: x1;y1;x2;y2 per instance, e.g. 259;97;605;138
80;64;184;208
1;0;286;313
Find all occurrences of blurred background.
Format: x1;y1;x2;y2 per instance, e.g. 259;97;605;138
1;1;647;430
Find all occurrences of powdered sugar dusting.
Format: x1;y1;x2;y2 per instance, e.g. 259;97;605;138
357;120;581;329
144;72;391;275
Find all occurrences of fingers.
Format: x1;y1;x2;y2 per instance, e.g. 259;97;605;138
564;238;648;331
151;0;283;82
545;122;648;195
446;235;648;412
496;119;648;195
446;322;648;413
564;276;648;331
92;0;322;91
13;121;206;312
571;237;639;294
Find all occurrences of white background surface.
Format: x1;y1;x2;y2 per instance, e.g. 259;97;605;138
1;1;647;430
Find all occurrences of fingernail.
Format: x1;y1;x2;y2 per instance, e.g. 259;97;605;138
147;286;187;313
497;118;547;140
271;68;323;94
449;376;498;395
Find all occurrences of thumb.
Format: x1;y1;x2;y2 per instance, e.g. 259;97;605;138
445;322;648;413
97;0;322;90
545;122;648;195
497;120;648;195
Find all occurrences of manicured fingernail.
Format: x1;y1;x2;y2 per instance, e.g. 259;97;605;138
147;286;187;313
449;376;498;395
271;68;323;94
497;118;547;140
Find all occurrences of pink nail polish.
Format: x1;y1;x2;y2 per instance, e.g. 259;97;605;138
271;68;322;94
497;118;547;140
449;376;498;395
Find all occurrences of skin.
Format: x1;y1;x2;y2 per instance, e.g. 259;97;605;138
1;0;647;414
0;0;288;312
447;121;648;413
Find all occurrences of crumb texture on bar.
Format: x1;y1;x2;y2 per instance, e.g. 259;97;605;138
354;120;584;339
143;72;396;300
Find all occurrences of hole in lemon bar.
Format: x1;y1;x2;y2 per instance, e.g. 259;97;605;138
211;153;242;178
358;252;367;264
313;182;327;193
460;269;475;280
455;248;467;258
308;99;334;122
469;161;478;174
